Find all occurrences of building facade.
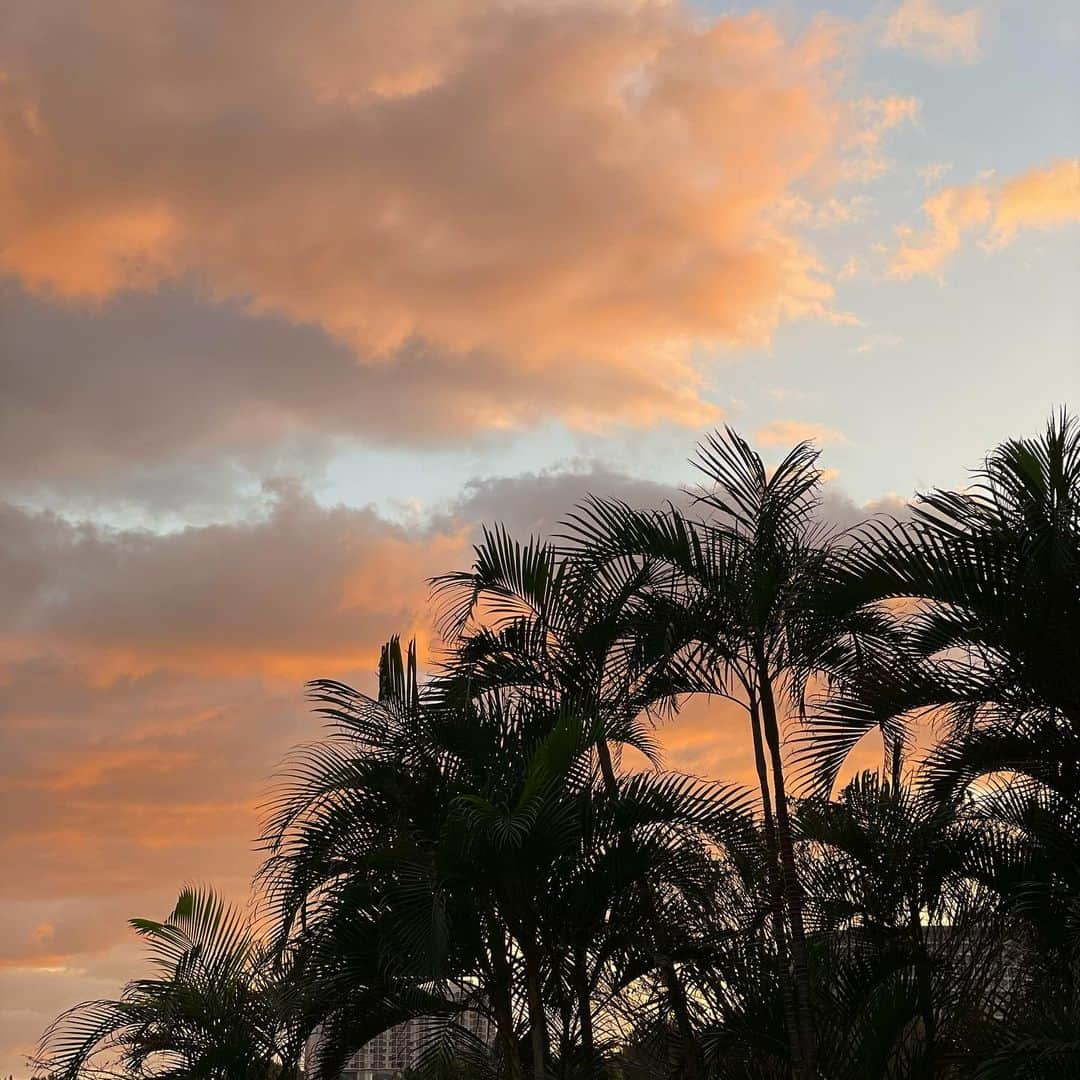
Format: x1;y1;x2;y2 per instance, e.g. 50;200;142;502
304;1002;497;1080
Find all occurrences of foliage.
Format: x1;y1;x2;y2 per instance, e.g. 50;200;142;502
35;887;305;1080
37;413;1080;1080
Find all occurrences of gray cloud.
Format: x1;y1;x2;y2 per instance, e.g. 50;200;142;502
449;462;687;538
0;284;715;507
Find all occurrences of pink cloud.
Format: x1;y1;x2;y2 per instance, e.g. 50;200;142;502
754;419;847;447
0;1;869;433
890;183;993;279
994;158;1080;241
891;158;1080;279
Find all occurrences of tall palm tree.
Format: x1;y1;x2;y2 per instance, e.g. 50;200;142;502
432;527;777;1075
34;887;301;1080
432;526;728;1078
565;429;894;1079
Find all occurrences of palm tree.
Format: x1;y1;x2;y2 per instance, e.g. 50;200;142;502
803;410;1080;786
261;635;756;1080
566;429;895;1078
798;769;1014;1077
798;411;1080;1075
260;638;507;1079
432;526;719;1078
34;887;301;1080
41;415;1080;1080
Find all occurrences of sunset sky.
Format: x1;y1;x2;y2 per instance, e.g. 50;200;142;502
1;0;1078;1071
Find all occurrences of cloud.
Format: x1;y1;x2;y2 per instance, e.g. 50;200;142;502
754;419;847;447
817;487;911;533
0;484;470;680
842;95;920;181
891;182;994;279
0;463;688;1019
881;0;982;63
854;333;904;354
891;158;1080;279
0;943;144;1066
864;96;922;130
917;162;952;186
0;285;714;504
994;158;1080;241
449;463;685;538
0;482;463;1067
838;255;863;280
774;193;876;229
0;0;866;441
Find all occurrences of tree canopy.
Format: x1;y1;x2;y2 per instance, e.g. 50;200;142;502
37;413;1080;1080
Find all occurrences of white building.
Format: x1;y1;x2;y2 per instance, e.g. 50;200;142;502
304;996;497;1080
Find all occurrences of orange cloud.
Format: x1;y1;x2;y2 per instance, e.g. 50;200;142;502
994;158;1080;241
754;419;847;447
0;474;620;1069
891;158;1080;279
0;484;471;679
0;292;724;495
841;95;919;182
0;482;480;1065
881;0;982;63
0;206;177;299
0;1;866;433
35;747;198;793
891;183;993;279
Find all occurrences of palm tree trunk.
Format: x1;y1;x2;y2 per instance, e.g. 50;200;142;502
756;654;817;1077
910;899;936;1072
523;939;549;1080
750;696;806;1079
889;733;904;792
573;945;595;1070
557;976;573;1080
595;737;705;1080
490;923;525;1080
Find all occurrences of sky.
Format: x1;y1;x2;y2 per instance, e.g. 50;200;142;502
0;0;1078;1071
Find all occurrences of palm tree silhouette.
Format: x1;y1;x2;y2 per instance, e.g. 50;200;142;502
35;886;303;1080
